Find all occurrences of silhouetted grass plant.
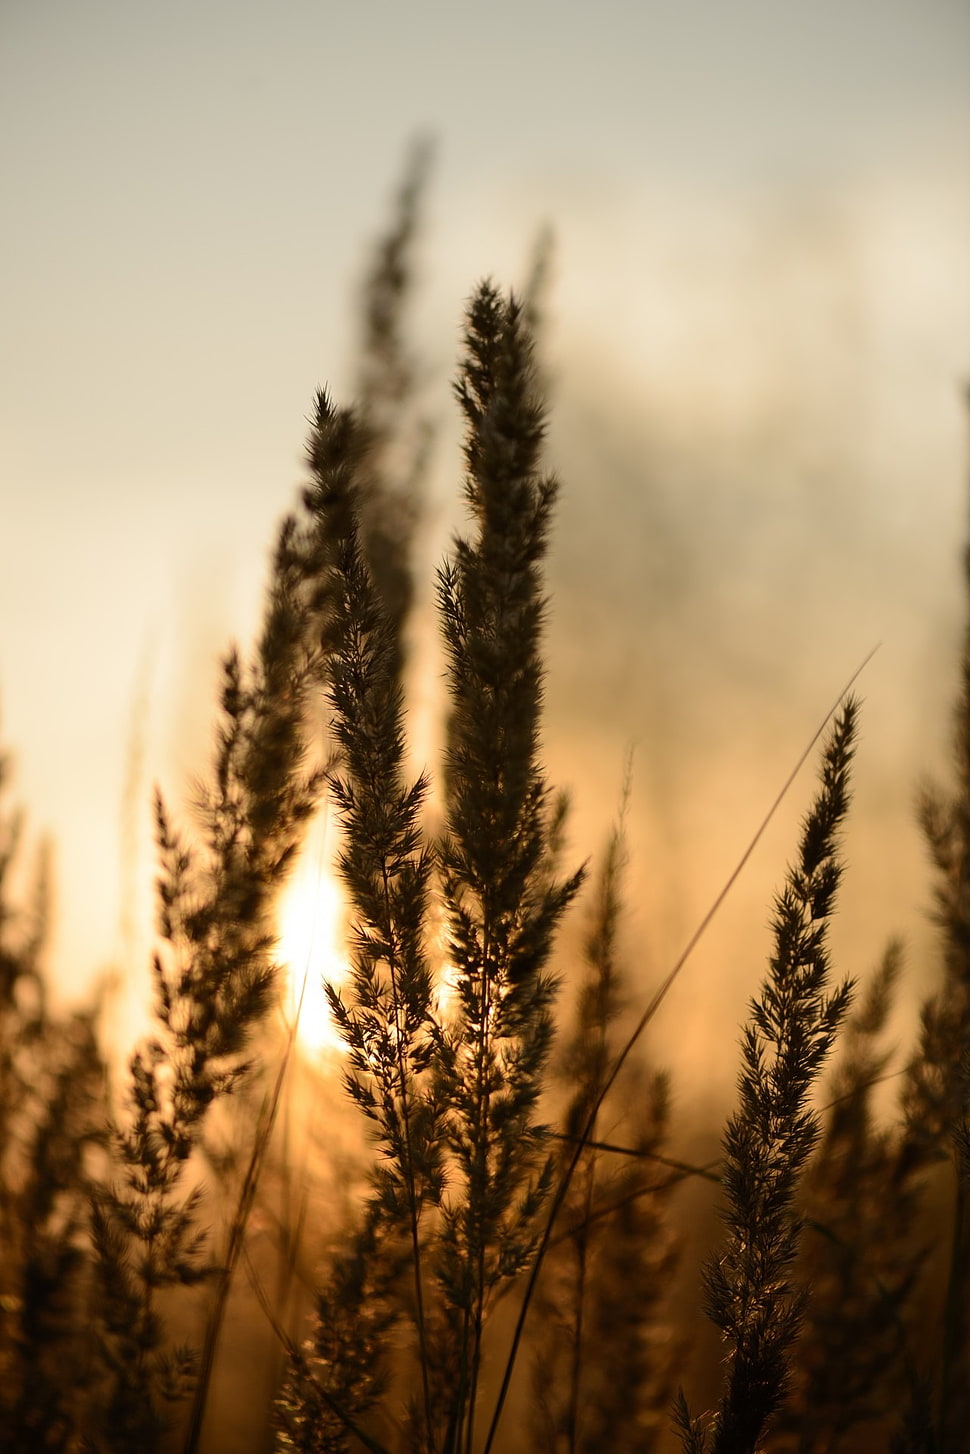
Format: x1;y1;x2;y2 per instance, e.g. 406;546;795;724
676;702;857;1454
0;751;108;1450
87;508;333;1451
3;154;970;1454
757;941;925;1452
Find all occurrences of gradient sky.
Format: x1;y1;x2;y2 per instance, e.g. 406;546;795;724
2;1;969;1084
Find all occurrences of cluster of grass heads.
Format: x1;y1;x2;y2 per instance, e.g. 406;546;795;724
2;155;970;1453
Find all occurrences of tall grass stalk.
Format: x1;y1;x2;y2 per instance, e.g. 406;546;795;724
433;282;584;1454
353;137;434;678
0;747;108;1449
89;510;330;1452
483;658;874;1454
305;386;440;1452
770;941;927;1451
678;700;857;1454
278;283;583;1454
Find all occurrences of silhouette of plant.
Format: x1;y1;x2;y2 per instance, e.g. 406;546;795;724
0;747;108;1452
678;701;857;1454
2;147;969;1454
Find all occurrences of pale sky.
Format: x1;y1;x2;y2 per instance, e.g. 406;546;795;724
2;1;969;1087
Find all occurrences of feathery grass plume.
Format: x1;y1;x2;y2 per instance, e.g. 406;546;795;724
0;748;109;1453
278;1207;413;1454
197;154;435;1451
197;152;436;1443
768;940;928;1452
276;387;442;1454
529;801;678;1454
9;1007;106;1452
520;224;555;349
433;281;584;1454
484;661;875;1454
519;224;556;403
680;699;858;1454
356;139;431;455
89;511;330;1453
353;138;435;671
255;1216;399;1454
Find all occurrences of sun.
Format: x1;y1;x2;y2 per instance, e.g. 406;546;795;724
276;807;350;1053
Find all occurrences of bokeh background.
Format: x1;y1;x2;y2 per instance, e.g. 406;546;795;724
2;0;969;1118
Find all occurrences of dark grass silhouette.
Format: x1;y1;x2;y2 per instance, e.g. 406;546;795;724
0;153;968;1454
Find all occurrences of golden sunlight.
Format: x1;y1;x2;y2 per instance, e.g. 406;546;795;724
276;807;350;1052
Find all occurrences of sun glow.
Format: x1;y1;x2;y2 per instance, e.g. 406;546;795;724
277;663;446;1054
277;809;350;1053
